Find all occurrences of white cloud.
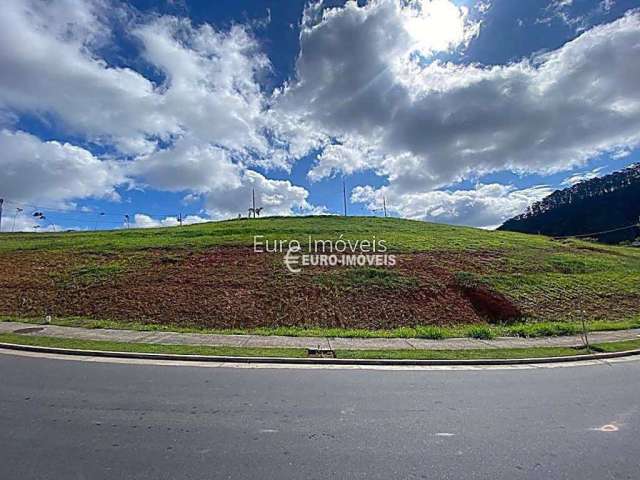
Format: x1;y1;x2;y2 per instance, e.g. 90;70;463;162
133;16;270;155
400;0;480;55
130;136;242;193
0;0;271;158
0;129;124;205
0;210;65;233
1;0;639;228
540;0;618;30
601;0;615;12
129;213;209;228
275;5;640;206
308;143;377;182
561;167;605;186
204;170;319;219
0;0;318;218
352;183;553;228
0;0;173;155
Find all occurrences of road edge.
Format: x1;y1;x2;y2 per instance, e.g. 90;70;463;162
2;341;640;366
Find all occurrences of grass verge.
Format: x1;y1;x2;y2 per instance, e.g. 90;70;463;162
0;333;305;358
2;333;640;360
3;316;639;340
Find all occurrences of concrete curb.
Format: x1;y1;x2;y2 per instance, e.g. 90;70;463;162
2;342;640;366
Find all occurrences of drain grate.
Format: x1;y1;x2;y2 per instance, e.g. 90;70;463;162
307;347;336;358
13;327;45;334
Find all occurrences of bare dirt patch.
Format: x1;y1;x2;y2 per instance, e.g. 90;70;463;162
0;246;629;329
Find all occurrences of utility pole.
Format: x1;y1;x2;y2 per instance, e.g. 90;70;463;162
383;196;387;218
0;198;3;232
342;178;347;217
94;212;105;231
252;188;256;219
178;212;183;227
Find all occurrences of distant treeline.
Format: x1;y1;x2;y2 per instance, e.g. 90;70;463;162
499;164;640;244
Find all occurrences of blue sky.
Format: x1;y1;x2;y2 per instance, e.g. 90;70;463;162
1;0;639;231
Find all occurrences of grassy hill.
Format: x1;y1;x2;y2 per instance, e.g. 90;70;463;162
1;216;639;332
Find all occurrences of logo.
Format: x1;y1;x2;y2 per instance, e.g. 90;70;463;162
254;234;396;273
283;247;302;273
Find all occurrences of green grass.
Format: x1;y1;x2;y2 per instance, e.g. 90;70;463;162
0;333;305;358
3;316;639;340
466;325;496;340
590;339;640;352
65;263;125;285
0;215;628;255
2;332;640;360
336;346;593;360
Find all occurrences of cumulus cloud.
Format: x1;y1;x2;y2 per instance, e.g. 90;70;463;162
132;16;271;155
308;143;377;182
352;183;553;229
1;0;639;228
0;0;173;155
204;170;319;218
130;136;243;193
0;0;272;156
0;0;317;217
0;130;124;205
275;3;640;201
129;213;210;228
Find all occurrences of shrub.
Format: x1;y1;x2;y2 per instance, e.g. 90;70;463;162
415;326;446;339
467;325;496;340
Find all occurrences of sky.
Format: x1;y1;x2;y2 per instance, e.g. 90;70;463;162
1;0;639;232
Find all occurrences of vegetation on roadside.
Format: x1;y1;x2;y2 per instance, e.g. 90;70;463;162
0;333;305;358
3;316;639;340
2;332;640;360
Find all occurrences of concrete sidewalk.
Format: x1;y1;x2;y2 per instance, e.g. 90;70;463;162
1;321;640;351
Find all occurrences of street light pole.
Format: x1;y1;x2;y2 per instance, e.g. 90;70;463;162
12;208;23;232
342;179;347;217
252;188;256;219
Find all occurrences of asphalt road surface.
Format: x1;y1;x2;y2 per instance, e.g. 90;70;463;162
1;352;639;479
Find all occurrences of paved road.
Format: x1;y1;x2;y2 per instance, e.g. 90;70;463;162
1;353;639;479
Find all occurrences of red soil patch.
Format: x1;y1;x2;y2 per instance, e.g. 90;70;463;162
0;247;521;329
460;286;522;323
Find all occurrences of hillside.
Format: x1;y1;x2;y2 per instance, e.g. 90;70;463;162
1;216;639;329
499;164;640;243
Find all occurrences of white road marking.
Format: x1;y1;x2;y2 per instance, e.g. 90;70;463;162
591;424;620;432
434;433;456;437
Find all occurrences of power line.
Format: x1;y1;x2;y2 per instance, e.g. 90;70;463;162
1;198;193;219
553;222;640;239
0;196;209;232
